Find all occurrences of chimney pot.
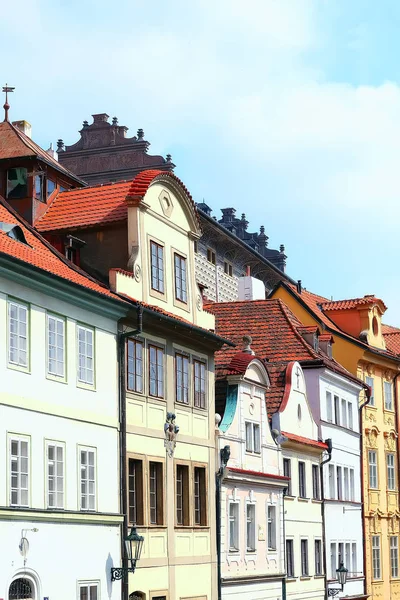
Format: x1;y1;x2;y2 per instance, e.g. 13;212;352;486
297;280;302;294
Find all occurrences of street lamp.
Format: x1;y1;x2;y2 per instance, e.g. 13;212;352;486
328;562;348;597
111;527;144;581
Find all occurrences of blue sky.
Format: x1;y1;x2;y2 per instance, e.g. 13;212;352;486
3;0;400;323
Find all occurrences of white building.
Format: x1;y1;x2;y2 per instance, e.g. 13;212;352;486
0;199;129;600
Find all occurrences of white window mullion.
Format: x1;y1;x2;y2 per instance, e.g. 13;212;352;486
80;447;96;511
10;437;29;507
47;442;64;509
77;325;94;385
8;300;28;367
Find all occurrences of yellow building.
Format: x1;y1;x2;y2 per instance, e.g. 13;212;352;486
270;282;400;600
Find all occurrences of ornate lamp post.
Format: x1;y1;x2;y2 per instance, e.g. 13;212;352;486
111;527;144;581
328;562;349;597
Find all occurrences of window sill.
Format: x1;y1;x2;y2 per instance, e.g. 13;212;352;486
311;499;322;504
46;373;67;385
314;574;325;579
7;363;30;375
286;577;297;582
298;497;309;502
284;495;295;501
77;381;96;392
228;549;240;554
300;576;311;580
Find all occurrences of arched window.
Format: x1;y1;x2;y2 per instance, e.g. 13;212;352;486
9;578;34;600
129;593;145;600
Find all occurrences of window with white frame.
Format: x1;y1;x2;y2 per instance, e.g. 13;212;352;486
79;582;98;600
334;395;340;424
80;448;96;510
150;240;164;293
149;345;164;398
330;543;337;579
46;442;64;509
298;462;306;498
372;536;381;580
348;402;353;430
336;466;342;500
326;391;333;422
8;300;28;368
246;503;256;551
312;464;320;500
315;540;323;575
329;464;335;498
343;467;349;501
352;543;357;576
331;541;357;579
267;505;276;550
194;360;206;408
369;450;378;489
127;338;143;393
229;502;239;551
283;458;291;495
47;314;65;378
174;253;187;303
175;353;189;404
384;381;393;410
286;539;294;577
350;469;355;501
301;539;309;576
77;325;94;385
341;398;347;428
387;453;396;490
366;376;375;406
391;536;399;578
245;422;260;453
10;437;29;507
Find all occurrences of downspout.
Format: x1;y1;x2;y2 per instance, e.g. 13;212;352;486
359;383;371;599
118;306;143;600
282;486;287;600
320;438;333;600
216;445;230;600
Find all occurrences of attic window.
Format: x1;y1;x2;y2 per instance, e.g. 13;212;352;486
372;316;379;336
6;168;28;199
0;223;28;245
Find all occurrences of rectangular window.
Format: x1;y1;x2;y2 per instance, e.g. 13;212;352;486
372;536;381;580
345;542;351;571
329;464;335;498
174;253;187;303
7;167;28;199
369;450;378;489
326;391;333;422
350;469;355;501
149;461;163;525
315;540;323;575
246;504;256;551
224;261;233;277
127;339;143;393
387;453;396;490
229;502;239;551
194;360;206;408
391;537;399;578
267;505;276;550
330;543;337;579
299;462;306;498
176;464;189;526
47;442;64;509
366;376;375;406
337;466;343;500
80;448;96;511
10;437;29;507
301;539;309;576
344;467;349;501
77;325;94;385
348;402;353;430
8;300;28;367
312;465;320;500
341;398;347;428
149;345;164;398
352;543;357;576
128;458;144;525
79;583;98;600
175;354;189;404
194;466;207;526
207;248;216;264
47;178;56;198
334;395;340;425
245;422;260;453
283;458;292;495
47;314;65;378
150;241;164;293
385;381;393;410
286;539;294;577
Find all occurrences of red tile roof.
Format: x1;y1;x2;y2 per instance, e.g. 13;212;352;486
382;324;400;355
321;295;387;312
228;467;289;481
0;121;84;185
281;431;328;450
226;351;260;375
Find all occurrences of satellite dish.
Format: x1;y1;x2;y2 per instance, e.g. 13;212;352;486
19;537;29;558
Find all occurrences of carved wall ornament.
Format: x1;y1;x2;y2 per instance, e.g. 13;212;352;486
384;414;394;427
134;264;142;282
196;293;202;311
164;412;179;457
384;370;393;382
365;426;380;448
366;411;377;423
384;430;398;451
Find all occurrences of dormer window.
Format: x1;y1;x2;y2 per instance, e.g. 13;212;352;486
6;168;28;199
47;179;56;198
34;174;44;202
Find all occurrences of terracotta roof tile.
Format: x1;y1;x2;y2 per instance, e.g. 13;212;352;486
321;295;387;312
382;324;400;355
281;431;328;450
228;467;289;481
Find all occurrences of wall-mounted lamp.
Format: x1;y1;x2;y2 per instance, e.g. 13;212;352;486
111;527;144;582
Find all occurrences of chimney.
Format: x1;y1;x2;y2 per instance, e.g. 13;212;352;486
297;280;302;294
238;274;266;301
46;142;58;162
12;120;32;138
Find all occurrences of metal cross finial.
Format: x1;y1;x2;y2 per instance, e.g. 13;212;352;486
2;83;15;122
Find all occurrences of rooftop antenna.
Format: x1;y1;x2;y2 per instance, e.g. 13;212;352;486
2;83;15;122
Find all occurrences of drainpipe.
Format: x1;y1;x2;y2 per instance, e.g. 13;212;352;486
282;486;287;600
216;446;230;600
359;383;371;599
320;438;333;600
118;307;143;600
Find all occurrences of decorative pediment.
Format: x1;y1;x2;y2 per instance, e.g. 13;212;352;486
365;426;380;448
384;430;398;451
388;510;400;533
369;508;385;533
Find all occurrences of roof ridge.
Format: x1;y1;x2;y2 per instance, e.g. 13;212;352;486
276;298;317;360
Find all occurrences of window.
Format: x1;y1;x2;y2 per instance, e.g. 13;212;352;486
348;402;353;430
366;376;375;406
7;167;28;199
246;504;256;551
336;466;343;500
391;536;399;578
176;354;189;404
150;241;164;293
224;261;233;277
315;540;323;575
149;345;164;398
47;314;65;378
207;248;216;264
326;391;333;422
283;458;292;495
345;542;351;572
194;360;206;408
34;174;44;201
350;469;355;501
8;300;28;367
298;462;306;498
47;179;56;198
384;381;393;410
10;437;29;507
46;442;64;509
312;465;320;500
127;339;143;393
267;505;276;550
174;253;187;303
79;583;98;600
77;325;94;385
372;536;381;580
229;502;239;550
176;464;189;526
329;464;335;498
352;543;357;576
334;395;340;425
128;458;144;525
387;453;396;490
369;450;378;489
330;543;337;579
301;539;309;576
245;422;261;453
286;539;294;577
80;448;96;510
149;462;163;525
344;467;349;501
341;399;347;428
194;467;207;526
